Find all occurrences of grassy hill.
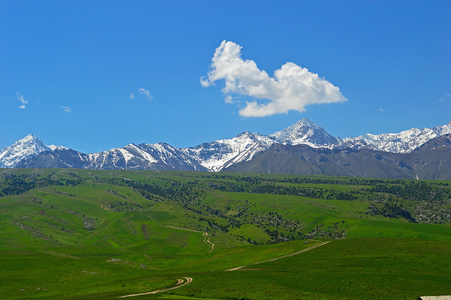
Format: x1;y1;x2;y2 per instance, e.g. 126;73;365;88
0;169;450;299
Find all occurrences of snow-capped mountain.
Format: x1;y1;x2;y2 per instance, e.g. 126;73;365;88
180;119;338;171
182;131;276;172
0;134;53;168
17;143;207;171
4;119;451;175
226;134;451;180
270;118;341;147
85;143;206;171
340;121;451;153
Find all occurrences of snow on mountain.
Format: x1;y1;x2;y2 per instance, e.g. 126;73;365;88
17;142;207;171
5;119;451;171
182;119;451;171
0;134;52;168
85;143;196;170
270;118;341;147
182;131;276;172
125;143;206;171
48;145;68;151
341;121;451;153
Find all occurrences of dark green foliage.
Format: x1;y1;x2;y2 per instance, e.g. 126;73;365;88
369;181;451;202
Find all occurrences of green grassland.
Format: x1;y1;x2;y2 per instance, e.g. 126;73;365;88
177;238;450;300
0;169;450;299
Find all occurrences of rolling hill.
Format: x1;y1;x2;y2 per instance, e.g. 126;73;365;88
0;169;450;299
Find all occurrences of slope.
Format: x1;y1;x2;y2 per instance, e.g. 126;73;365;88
1;169;450;299
225;134;451;180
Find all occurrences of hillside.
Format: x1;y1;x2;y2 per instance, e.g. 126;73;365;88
0;169;450;299
225;134;451;180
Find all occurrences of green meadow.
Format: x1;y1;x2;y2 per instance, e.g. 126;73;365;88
0;169;450;299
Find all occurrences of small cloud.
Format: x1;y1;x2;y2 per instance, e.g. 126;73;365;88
201;40;347;117
59;106;72;113
138;88;152;102
129;93;135;99
438;93;451;102
379;108;385;112
16;92;28;109
224;95;238;104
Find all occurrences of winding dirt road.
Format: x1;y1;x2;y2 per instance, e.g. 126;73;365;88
203;232;215;253
118;237;328;298
118;277;193;298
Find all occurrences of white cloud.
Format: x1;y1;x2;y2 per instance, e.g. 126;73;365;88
438;93;451;102
138;88;152;102
201;40;347;117
60;106;72;113
379;108;385;112
16;92;28;109
129;93;135;99
224;95;237;104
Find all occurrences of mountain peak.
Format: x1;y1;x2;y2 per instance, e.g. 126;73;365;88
294;118;318;127
0;134;51;168
270;119;340;146
12;134;47;148
20;134;38;142
236;131;255;138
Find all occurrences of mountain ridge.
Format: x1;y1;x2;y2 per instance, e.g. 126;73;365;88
340;121;451;153
225;134;451;180
3;119;451;177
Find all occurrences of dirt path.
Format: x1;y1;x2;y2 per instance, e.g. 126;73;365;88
141;213;158;225
164;225;202;233
254;241;330;265
141;213;214;253
203;232;215;253
164;227;214;253
225;266;246;272
118;277;193;298
100;204;111;212
225;241;331;271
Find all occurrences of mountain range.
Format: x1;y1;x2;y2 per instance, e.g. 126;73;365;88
226;134;451;180
2;119;450;179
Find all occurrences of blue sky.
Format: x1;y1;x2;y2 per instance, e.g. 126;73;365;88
1;0;450;153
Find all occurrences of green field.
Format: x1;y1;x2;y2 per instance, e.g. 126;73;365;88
0;169;450;299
